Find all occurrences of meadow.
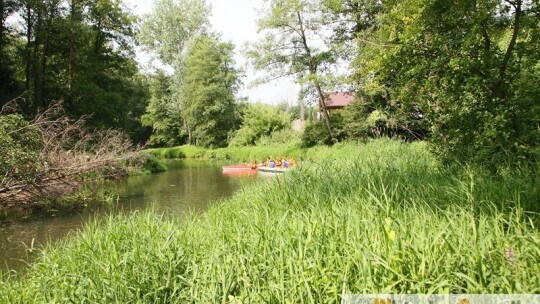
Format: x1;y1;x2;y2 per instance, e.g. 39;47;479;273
1;140;539;303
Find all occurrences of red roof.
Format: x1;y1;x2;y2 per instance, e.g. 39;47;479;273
326;92;356;108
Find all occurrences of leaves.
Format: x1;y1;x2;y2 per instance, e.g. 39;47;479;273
178;35;240;148
138;0;210;68
0;0;150;142
229;103;291;147
344;0;540;166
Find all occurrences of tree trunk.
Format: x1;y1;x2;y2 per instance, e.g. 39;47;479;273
314;80;336;143
299;81;305;121
0;0;4;65
69;0;75;92
492;0;522;100
499;0;522;84
33;2;42;112
183;117;193;145
40;0;59;108
296;11;337;143
25;2;32;95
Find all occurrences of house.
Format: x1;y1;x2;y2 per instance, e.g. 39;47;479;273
318;92;356;119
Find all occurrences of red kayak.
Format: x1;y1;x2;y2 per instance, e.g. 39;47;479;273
222;165;257;176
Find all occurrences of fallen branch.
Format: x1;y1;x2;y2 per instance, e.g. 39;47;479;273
0;101;144;208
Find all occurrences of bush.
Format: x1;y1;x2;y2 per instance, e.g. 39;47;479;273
0;114;42;182
340;99;429;142
162;147;185;159
141;154;167;173
229;103;291;146
256;129;301;146
302;114;346;147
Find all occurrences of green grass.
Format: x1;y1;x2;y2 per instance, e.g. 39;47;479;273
145;142;308;163
138;153;168;174
2;140;539;302
145;145;207;160
144;141;383;166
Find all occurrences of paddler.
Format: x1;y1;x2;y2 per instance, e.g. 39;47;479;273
249;160;257;169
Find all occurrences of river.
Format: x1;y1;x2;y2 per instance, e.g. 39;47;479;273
0;159;258;271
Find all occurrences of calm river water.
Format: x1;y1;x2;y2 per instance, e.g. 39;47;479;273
0;160;258;271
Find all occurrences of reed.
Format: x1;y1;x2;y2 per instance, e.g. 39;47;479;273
145;143;307;163
2;140;539;303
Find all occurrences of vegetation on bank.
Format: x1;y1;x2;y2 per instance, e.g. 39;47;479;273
2;140;539;302
145;143;302;163
0;103;143;213
142;140;364;170
3;0;539;167
0;0;150;144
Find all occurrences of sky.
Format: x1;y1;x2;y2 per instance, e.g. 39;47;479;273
124;0;299;105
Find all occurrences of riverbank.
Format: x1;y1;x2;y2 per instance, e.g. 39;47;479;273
0;180;122;221
142;142;361;173
0;110;144;217
145;142;315;163
0;159;254;272
2;140;539;302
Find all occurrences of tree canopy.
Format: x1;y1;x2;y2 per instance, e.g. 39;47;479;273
139;0;210;68
178;35;240;148
0;0;150;143
246;0;341;143
0;0;537;167
229;103;291;147
347;0;540;165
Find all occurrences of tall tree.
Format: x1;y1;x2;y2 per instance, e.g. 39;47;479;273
141;71;185;146
246;0;339;143
178;35;240;147
138;0;212;145
353;0;540;165
139;0;210;69
0;0;150;141
0;0;20;104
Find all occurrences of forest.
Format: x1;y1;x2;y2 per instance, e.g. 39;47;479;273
1;0;538;165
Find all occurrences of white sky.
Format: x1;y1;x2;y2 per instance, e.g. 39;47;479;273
124;0;299;105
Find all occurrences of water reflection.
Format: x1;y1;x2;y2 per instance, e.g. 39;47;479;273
0;159;257;271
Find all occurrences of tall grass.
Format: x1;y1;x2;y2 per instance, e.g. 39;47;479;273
145;143;307;163
1;140;539;302
145;145;207;160
144;141;394;164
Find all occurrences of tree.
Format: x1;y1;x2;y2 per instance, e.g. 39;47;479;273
139;0;212;146
0;0;21;104
139;0;210;69
351;0;540;165
141;71;185;146
0;0;150;141
322;0;383;56
178;35;240;148
246;0;339;143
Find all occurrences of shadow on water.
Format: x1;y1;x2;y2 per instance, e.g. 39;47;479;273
0;159;258;271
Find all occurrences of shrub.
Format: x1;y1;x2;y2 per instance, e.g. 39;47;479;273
141;154;167;173
229;103;291;146
0;114;42;183
256;129;301;146
302;114;346;147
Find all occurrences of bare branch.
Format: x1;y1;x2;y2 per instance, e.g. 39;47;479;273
0;101;142;208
